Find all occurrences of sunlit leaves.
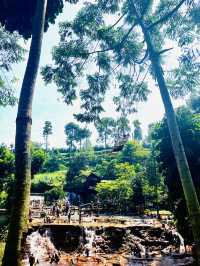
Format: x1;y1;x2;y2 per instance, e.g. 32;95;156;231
121;140;149;164
96;162;135;203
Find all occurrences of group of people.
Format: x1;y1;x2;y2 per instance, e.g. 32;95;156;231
52;200;70;218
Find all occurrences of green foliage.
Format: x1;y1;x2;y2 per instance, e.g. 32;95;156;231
133;120;142;141
32;171;66;190
0;0;78;39
167;56;200;99
96;162;135;208
114;162;136;180
95;158;117;180
41;0;152;121
114;74;150;116
121;140;149;164
69;169;91;193
43;121;53;151
0;145;15;208
188;93;200;114
0;145;14;182
96;178;133;203
131;177;145;206
43;121;53;138
44;187;65;202
42;150;66;172
0;27;25;106
113;116;131;143
31;143;46;176
42;0;199;127
65;152;90;188
64;122;91;150
150;105;200;239
95;117;115;147
75;73;109;122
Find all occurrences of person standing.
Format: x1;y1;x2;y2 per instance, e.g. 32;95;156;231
29;254;35;266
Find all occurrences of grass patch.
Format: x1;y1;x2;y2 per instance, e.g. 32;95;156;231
33;170;66;187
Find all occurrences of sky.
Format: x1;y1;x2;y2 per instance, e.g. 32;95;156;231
0;1;184;148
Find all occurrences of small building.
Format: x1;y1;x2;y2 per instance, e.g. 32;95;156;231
30;193;44;209
85;172;101;191
71;172;101;203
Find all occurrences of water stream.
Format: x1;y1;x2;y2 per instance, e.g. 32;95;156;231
23;229;58;266
172;230;185;254
84;227;95;256
23;225;193;266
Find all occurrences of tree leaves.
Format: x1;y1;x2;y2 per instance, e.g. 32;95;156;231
0;0;79;39
42;0;200;124
0;27;25;106
114;74;150;116
75;73;109;122
73;2;104;38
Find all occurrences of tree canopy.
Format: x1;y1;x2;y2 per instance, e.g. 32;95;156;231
0;0;78;39
150;104;200;240
42;0;199;120
0;27;25;106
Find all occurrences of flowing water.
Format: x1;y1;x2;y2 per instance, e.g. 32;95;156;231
84;227;96;256
23;229;58;266
172;230;185;254
23;225;193;266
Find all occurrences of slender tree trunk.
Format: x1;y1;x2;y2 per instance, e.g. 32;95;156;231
137;18;200;263
45;135;48;152
152;146;159;218
104;134;107;148
80;139;82;150
2;1;47;265
155;186;159;218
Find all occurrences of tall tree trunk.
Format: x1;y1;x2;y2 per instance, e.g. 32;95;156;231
104;134;107;148
137;17;200;263
45;135;48;152
2;1;47;265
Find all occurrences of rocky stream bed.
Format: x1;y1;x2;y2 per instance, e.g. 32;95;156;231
22;218;194;266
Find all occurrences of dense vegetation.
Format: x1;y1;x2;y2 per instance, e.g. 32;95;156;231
0;0;200;264
1;96;199;227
